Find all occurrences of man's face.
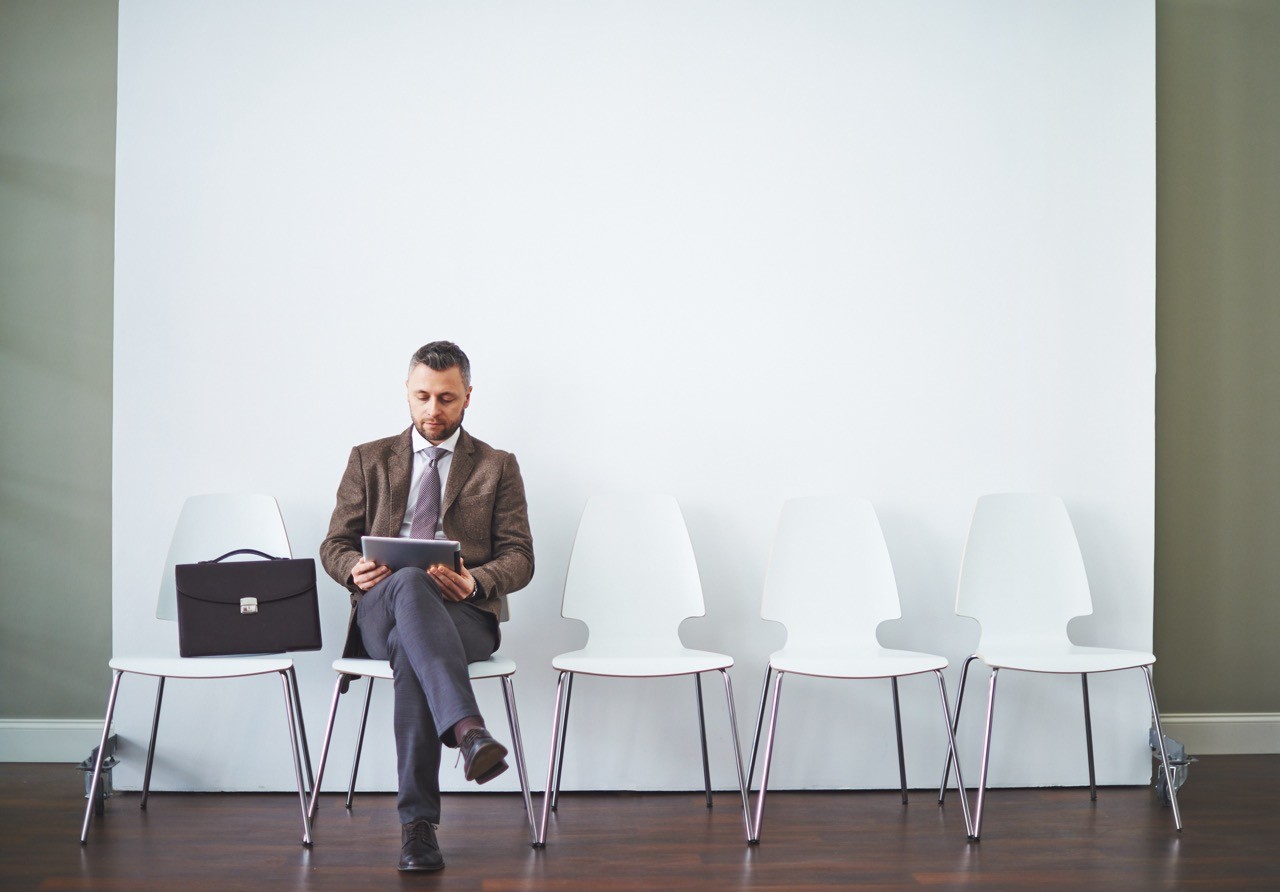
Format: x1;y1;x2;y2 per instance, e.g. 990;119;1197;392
406;363;471;445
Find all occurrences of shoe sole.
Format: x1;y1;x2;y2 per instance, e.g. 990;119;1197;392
464;740;509;782
475;758;509;785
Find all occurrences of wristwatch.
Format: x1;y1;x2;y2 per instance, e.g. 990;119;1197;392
468;578;481;601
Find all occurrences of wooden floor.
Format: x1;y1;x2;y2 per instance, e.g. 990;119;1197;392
2;756;1276;890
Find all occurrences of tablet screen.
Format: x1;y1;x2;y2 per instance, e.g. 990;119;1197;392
361;536;461;574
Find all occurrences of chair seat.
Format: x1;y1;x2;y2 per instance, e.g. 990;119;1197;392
552;646;733;677
332;655;518;681
109;655;294;679
769;647;947;679
976;644;1155;674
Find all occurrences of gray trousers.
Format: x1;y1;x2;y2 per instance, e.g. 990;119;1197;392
357;567;499;824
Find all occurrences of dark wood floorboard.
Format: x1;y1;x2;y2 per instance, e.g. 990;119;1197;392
2;756;1277;890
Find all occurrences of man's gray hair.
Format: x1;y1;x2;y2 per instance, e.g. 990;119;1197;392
408;341;471;387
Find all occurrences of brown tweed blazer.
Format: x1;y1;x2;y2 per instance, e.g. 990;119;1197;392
320;427;534;658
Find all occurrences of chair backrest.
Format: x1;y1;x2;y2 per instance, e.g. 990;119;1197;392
955;493;1092;646
561;493;705;651
762;497;901;650
155;493;292;621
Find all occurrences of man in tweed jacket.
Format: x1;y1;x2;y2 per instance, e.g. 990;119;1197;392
320;341;534;871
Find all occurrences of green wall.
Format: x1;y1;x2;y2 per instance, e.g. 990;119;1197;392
0;1;117;720
1155;0;1280;714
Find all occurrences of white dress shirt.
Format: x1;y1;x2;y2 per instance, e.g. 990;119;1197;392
399;426;462;538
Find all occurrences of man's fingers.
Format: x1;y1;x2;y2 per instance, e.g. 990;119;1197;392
354;559;391;591
427;564;469;601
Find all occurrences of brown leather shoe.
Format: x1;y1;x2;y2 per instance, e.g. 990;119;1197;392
399;819;444;872
459;728;509;783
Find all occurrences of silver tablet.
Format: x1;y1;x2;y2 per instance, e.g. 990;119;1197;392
361;536;461;573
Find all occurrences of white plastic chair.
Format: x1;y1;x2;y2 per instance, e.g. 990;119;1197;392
937;493;1183;840
539;494;751;844
80;494;314;846
746;498;973;842
304;653;539;847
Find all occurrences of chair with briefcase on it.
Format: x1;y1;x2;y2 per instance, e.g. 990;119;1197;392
80;493;320;847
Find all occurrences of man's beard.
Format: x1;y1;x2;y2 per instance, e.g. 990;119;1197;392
416;408;464;444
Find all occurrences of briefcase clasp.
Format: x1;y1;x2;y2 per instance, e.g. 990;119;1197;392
240;597;259;615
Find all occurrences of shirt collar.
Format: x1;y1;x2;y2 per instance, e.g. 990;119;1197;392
411;425;462;455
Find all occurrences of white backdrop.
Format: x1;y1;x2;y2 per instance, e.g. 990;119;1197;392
112;0;1156;794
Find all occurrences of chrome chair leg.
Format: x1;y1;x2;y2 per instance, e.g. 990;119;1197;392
307;674;346;824
891;677;908;804
80;670;124;844
749;669;786;844
716;669;752;845
550;672;574;812
539;670;570;844
279;671;313;846
498;676;538;847
140;676;165;810
499;675;540;847
971;667;1001;841
288;666;315;795
1143;666;1183;831
346;677;376;809
695;673;712;808
932;669;974;839
746;665;773;792
939;655;978;804
1081;673;1097;802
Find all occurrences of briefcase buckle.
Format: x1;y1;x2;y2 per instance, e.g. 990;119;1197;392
240;597;259;615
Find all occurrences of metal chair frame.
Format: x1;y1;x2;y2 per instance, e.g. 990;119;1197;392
81;661;313;845
540;667;751;844
748;666;972;843
305;655;539;847
939;657;1181;840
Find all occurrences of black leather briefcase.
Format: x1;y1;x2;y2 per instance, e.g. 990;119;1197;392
175;549;322;657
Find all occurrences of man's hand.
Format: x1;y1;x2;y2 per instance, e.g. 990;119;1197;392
429;557;477;602
351;557;392;592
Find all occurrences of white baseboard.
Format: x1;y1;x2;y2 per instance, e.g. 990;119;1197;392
0;719;106;763
4;714;1274;764
1159;713;1280;755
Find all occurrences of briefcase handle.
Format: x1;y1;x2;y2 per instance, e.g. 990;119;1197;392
202;548;285;564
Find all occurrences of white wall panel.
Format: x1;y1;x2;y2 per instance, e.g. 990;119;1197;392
113;0;1156;792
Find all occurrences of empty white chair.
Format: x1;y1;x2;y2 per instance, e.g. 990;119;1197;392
747;497;972;842
80;494;314;846
938;493;1183;840
540;494;751;844
305;653;538;847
